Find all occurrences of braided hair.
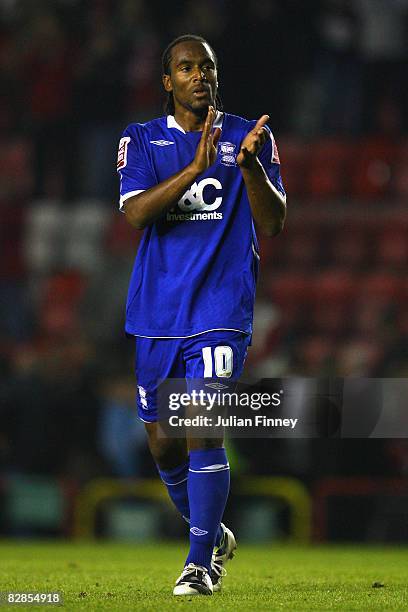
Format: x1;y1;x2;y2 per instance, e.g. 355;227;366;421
161;34;223;115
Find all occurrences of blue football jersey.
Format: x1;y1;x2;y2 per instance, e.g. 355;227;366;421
117;112;285;338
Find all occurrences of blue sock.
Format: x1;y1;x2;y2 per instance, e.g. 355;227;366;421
158;462;190;523
185;448;230;571
157;461;224;546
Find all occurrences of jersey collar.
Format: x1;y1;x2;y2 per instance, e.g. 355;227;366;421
167;112;224;133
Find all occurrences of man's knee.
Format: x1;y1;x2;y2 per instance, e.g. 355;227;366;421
188;437;224;451
144;422;187;469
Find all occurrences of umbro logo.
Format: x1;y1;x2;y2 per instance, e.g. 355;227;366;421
150;140;175;146
205;382;229;390
190;527;208;536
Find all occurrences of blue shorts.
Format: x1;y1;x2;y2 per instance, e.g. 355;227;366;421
134;331;251;422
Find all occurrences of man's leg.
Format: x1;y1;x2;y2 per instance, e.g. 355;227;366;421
144;421;190;521
184;436;230;572
177;331;250;584
137;333;245;595
144;422;225;545
136;336;193;523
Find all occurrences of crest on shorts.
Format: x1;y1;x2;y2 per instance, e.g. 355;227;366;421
218;141;236;167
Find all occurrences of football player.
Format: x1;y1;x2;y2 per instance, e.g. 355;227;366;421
117;34;286;595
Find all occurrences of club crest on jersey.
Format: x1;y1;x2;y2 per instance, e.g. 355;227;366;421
218;141;236;166
117;136;130;170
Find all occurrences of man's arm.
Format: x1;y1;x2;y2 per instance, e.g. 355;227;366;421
237;115;287;238
123;107;221;230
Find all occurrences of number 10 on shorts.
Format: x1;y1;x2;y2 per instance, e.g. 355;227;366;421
202;346;233;378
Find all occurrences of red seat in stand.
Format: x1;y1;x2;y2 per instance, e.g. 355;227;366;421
358;272;404;302
278;139;308;197
267;271;313;307
306;139;352;198
40;271;86;335
329;226;368;269
394;141;408;198
312;269;357;304
376;230;408;270
284;229;320;268
351;138;398;199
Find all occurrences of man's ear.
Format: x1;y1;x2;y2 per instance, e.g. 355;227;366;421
162;74;172;93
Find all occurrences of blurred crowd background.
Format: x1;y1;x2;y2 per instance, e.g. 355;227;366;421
1;0;408;543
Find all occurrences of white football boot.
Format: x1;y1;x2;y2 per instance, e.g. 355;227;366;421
211;523;237;592
173;563;213;596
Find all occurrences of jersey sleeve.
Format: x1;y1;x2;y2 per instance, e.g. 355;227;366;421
257;127;286;199
116;125;157;211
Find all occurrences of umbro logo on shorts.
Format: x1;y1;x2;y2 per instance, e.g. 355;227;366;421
150;140;175;146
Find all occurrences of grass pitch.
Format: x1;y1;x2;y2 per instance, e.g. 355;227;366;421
0;541;407;610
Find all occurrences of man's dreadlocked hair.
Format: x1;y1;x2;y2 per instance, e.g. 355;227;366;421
161;34;223;116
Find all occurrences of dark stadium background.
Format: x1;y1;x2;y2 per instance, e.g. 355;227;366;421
1;0;408;545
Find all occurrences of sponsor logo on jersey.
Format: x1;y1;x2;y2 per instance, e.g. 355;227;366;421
150;140;175;146
218;141;237;166
117;136;130;170
167;178;224;221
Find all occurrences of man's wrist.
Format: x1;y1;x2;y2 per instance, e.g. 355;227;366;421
239;156;263;174
187;161;202;180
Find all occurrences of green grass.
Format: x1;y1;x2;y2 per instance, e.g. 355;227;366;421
0;541;407;610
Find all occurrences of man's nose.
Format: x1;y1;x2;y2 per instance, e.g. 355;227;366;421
193;67;206;80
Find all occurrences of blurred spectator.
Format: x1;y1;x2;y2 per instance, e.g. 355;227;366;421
6;338;100;478
355;0;408;134
79;213;138;343
74;17;125;200
21;11;77;200
97;370;147;478
118;0;166;121
313;0;362;134
0;196;31;341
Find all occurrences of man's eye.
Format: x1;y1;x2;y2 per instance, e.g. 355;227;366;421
181;66;190;72
204;65;214;71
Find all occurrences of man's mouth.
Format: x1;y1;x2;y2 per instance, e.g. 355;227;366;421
192;88;210;97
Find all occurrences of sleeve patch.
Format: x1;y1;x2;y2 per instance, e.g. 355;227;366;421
117;136;130;170
271;134;280;164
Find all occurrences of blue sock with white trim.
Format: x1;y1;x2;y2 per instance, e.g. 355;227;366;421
157;461;224;546
185;448;230;571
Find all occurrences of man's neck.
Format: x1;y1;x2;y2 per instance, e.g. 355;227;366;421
173;107;207;132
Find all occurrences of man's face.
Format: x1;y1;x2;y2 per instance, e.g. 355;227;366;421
163;41;218;115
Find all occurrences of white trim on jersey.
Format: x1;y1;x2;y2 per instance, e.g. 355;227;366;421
119;189;145;211
167;112;224;133
213;112;223;128
266;130;287;203
133;327;250;339
252;242;260;260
